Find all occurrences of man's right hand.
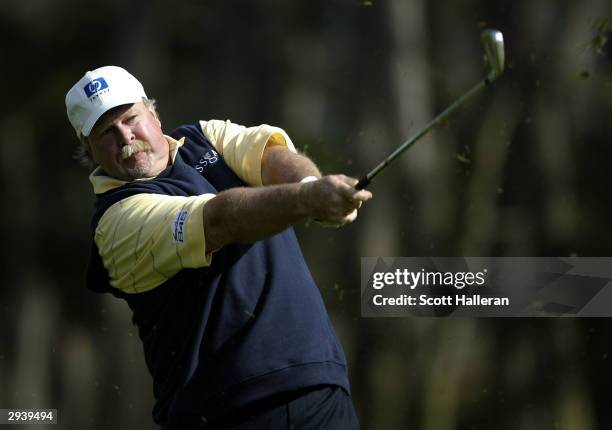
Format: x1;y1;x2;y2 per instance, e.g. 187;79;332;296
299;175;373;227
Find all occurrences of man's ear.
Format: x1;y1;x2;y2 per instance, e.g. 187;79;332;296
149;108;162;127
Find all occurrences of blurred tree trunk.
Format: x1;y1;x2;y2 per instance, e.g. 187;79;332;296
460;89;520;254
11;284;58;430
355;1;442;429
59;328;96;430
387;0;455;252
100;295;154;430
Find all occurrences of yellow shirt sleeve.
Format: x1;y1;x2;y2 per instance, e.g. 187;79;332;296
199;120;297;186
94;193;215;294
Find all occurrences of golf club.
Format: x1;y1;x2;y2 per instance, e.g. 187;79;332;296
355;29;505;190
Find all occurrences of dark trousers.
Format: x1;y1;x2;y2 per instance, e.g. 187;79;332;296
205;385;359;430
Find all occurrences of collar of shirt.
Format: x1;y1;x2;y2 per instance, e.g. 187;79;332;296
89;135;185;195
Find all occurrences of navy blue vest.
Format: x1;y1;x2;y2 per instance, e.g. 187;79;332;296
86;124;349;427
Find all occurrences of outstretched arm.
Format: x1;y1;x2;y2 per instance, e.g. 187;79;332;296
203;146;372;252
203;175;371;252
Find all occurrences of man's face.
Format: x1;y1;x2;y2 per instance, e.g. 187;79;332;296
88;102;169;181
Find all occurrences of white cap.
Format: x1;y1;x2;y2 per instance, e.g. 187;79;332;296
65;66;147;137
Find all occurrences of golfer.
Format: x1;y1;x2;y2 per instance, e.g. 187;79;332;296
66;66;371;429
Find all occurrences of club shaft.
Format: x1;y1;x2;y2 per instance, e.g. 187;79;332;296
355;79;489;190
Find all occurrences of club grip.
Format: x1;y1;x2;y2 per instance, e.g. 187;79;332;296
355;176;370;190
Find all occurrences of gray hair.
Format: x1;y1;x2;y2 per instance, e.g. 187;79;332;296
74;97;158;168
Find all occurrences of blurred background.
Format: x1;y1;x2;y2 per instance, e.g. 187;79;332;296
1;0;612;428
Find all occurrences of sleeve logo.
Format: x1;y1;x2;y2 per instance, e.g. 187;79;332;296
172;210;189;243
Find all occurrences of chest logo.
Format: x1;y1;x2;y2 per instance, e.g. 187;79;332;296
194;150;219;173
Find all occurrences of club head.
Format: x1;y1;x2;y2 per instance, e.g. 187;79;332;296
481;29;505;82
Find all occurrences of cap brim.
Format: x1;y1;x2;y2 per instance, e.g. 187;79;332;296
81;95;143;136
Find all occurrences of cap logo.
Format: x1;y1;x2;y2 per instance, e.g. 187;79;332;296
83;77;109;98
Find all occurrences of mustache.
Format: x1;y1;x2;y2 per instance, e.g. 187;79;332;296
121;140;152;160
